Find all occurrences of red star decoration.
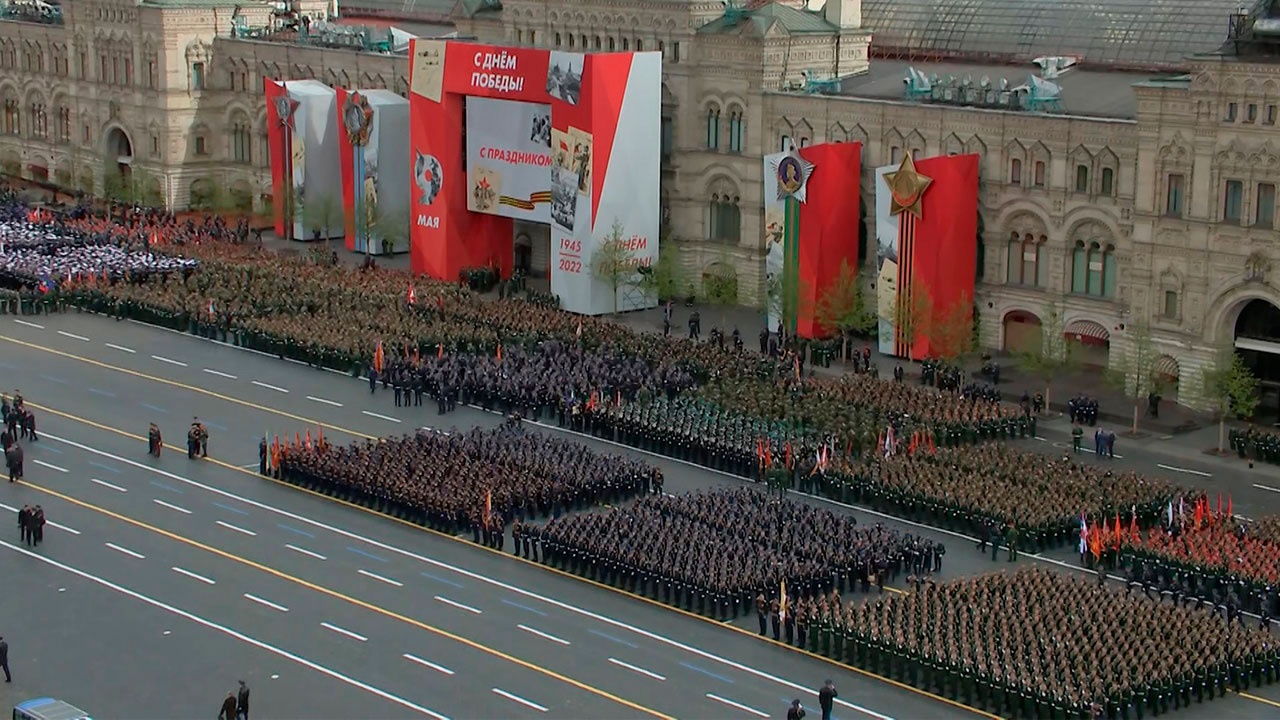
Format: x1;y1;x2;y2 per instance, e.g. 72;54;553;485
478;178;490;190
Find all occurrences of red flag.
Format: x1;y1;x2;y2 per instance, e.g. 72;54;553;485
295;432;301;448
1228;495;1233;518
373;340;385;373
496;344;503;362
1129;508;1138;541
1217;493;1223;519
437;295;444;310
1114;513;1121;548
407;283;417;306
437;343;444;359
485;489;492;519
305;430;312;449
1194;498;1203;529
757;438;764;465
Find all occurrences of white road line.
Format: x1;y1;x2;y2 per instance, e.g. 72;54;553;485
105;342;136;354
491;688;547;713
91;478;128;493
434;595;482;614
362;410;402;423
307;395;344;407
1254;483;1280;494
154;498;193;515
286;543;327;560
321;622;368;642
33;459;68;473
403;653;455;675
172;566;216;585
48;521;79;535
105;542;145;559
1155;463;1212;477
151;354;188;367
358;569;404;587
706;693;769;718
13;319;44;329
3;540;447;720
609;657;666;680
244;593;290;613
517;624;570;646
251;380;289;393
203;368;238;380
45;431;891;717
57;330;90;341
216;520;256;536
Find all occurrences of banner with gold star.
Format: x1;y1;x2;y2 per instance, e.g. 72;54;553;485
874;153;980;359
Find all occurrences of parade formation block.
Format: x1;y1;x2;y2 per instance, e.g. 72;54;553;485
336;88;411;255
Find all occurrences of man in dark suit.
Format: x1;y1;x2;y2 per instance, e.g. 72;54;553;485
236;679;250;719
218;691;237;720
818;679;837;720
0;635;11;682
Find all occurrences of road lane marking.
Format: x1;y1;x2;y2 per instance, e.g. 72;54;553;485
88;387;116;397
150;480;183;494
1238;691;1280;709
40;445;63;454
590;629;638;648
203;368;238;379
348;546;388;563
362;410;402;423
244;593;290;613
706;693;768;719
217;520;256;536
518;624;570;646
1254;484;1280;494
154;499;192;515
105;343;136;354
140;402;168;414
91;478;127;493
421;571;463;589
403;653;455;675
322;622;368;642
307;395;343;407
28;424;833;719
172;566;216;585
359;569;404;587
88;460;120;474
39;374;68;385
213;501;248;516
501;599;547;616
48;520;79;535
609;658;666;681
57;330;90;342
33;459;68;473
151;354;188;367
286;544;327;560
434;596;482;614
681;661;734;684
251;380;289;393
278;523;315;539
0;539;450;720
13;319;43;329
492;689;547;713
1157;463;1212;477
105;542;145;559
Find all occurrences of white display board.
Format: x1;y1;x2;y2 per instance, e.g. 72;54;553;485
464;96;553;224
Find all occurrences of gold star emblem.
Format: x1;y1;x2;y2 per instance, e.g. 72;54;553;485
882;154;933;218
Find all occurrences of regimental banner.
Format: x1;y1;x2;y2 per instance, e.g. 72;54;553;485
409;39;660;316
874;153;979;359
465;97;553;224
763;142;862;338
336;88;410;255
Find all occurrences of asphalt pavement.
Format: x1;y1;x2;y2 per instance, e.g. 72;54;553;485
2;312;1279;718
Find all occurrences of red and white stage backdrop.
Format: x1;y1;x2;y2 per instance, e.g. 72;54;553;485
335;88;411;255
264;79;343;241
408;40;661;316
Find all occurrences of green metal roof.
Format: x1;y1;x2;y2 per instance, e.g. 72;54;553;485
455;0;502;18
698;3;838;36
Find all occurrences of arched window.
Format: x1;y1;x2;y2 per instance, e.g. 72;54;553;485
230;116;252;164
608;37;616;51
622;38;629;50
1075;165;1089;192
780;133;792;153
3;99;20;135
1033;161;1046;187
29;103;46;138
727;108;743;153
1009;158;1022;184
1006;232;1044;286
1100;167;1115;195
554;32;562;47
1071;241;1115;296
567;34;574;48
708;192;741;243
705;106;720;149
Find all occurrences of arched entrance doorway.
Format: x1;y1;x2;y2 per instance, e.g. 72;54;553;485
1233;298;1280;418
1002;309;1041;353
105;128;133;176
1063;319;1110;368
1152;354;1180;402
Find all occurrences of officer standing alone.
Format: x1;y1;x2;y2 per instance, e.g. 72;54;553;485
818;680;837;720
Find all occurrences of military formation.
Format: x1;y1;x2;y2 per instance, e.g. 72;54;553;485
277;426;652;534
527;488;916;620
1228;427;1280;465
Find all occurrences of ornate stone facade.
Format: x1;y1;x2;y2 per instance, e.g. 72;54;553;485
2;1;1278;403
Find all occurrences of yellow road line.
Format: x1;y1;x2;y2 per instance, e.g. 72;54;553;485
0;334;377;441
1237;691;1280;708
32;401;989;718
23;479;669;719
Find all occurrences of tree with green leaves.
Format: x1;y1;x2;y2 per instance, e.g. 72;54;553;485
1015;301;1077;412
1196;344;1261;454
188;176;231;213
701;249;740;327
928;293;977;364
637;239;682;303
590;219;643;315
883;277;933;360
303;192;342;241
373;201;411;255
815;259;875;361
1104;319;1160;434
